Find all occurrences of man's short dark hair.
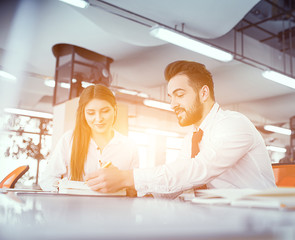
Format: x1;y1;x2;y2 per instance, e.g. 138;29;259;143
164;60;215;100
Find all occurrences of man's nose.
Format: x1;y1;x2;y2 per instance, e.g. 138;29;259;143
170;97;178;110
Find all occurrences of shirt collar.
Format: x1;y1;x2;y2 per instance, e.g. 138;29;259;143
90;130;122;149
195;102;220;132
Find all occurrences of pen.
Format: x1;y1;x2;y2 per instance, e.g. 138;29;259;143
102;161;112;168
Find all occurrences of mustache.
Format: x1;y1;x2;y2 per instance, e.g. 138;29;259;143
174;107;185;114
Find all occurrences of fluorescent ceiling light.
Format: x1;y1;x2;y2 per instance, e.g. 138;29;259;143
117;89;138;95
60;82;71;89
0;70;17;81
150;26;233;62
143;99;172;112
117;88;149;98
44;79;70;89
4;108;53;119
146;128;180;137
81;82;94;88
44;79;94;89
59;0;89;8
262;70;295;89
264;125;291;135
137;92;149;98
44;79;55;88
44;80;147;98
266;145;286;153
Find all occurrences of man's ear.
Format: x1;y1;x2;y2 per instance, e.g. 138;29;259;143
199;85;210;103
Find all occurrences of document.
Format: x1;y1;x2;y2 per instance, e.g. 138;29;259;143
192;187;295;209
58;179;126;196
0;188;54;193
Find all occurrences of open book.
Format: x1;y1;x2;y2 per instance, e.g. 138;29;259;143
192;187;295;209
58;179;126;196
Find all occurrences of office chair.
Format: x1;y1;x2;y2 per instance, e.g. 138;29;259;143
272;163;295;187
0;165;30;188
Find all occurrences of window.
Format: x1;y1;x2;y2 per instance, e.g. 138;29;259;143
128;131;148;168
166;137;183;164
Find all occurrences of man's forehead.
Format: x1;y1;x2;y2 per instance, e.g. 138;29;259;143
167;75;192;94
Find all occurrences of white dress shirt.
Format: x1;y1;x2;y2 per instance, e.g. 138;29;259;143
40;130;139;191
134;103;276;195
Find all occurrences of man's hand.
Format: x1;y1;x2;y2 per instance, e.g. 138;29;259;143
85;166;134;193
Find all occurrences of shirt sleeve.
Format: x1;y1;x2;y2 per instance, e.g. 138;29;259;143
39;132;71;191
133;114;255;194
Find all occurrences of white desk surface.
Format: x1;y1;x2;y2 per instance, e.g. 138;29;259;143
0;192;294;240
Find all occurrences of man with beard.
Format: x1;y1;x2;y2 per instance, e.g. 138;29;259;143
85;60;276;196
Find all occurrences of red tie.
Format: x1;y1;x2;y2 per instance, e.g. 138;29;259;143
191;129;207;193
191;129;203;158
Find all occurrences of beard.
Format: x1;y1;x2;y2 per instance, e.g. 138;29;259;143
175;97;203;127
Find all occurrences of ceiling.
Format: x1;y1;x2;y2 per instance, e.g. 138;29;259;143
0;0;295;144
236;0;295;56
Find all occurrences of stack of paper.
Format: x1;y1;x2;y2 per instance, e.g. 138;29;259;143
58;179;126;196
192;188;295;209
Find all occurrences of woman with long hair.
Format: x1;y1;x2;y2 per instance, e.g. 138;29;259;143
40;84;139;192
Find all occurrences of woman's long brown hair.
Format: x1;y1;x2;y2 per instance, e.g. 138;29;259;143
70;84;117;180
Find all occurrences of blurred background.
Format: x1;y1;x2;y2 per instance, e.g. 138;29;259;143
1;0;295;188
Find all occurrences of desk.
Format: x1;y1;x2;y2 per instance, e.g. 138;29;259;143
0;192;295;240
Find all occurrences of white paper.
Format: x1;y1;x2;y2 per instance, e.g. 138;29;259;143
58;179;126;196
192;187;295;209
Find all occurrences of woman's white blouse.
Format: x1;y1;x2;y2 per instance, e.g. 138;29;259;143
40;130;139;191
